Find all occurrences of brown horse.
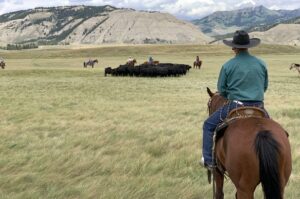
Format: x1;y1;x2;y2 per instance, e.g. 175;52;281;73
126;59;137;66
193;60;202;69
0;61;5;69
143;60;159;65
290;63;300;75
83;59;98;68
206;87;291;199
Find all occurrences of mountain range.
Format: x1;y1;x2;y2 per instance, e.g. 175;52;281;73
0;5;300;46
192;5;300;36
0;5;211;46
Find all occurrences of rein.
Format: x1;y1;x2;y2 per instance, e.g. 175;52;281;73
206;92;230;198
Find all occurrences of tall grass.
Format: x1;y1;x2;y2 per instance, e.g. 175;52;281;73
0;44;299;199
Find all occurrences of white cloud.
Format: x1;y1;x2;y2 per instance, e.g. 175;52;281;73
236;0;256;8
0;0;299;19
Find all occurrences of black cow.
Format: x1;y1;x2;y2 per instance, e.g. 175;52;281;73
104;67;112;76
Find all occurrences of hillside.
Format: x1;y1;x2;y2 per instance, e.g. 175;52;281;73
247;15;300;32
192;5;300;36
250;24;300;46
0;5;211;46
210;23;300;46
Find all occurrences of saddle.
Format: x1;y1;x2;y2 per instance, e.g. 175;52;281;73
215;106;266;142
211;106;267;172
228;106;266;119
213;106;266;148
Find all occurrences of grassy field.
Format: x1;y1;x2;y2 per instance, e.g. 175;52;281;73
0;44;299;199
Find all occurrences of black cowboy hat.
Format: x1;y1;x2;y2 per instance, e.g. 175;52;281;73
223;30;260;48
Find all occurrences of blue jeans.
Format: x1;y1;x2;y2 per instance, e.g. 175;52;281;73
202;101;269;165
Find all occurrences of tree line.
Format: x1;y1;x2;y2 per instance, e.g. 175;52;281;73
0;43;38;50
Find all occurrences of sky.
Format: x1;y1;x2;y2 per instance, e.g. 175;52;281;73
0;0;300;20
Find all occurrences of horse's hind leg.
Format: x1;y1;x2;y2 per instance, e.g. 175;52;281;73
232;173;257;199
236;189;254;199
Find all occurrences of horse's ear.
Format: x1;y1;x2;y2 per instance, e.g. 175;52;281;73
207;87;214;97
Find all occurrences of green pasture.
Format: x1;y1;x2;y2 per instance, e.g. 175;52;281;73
0;44;299;199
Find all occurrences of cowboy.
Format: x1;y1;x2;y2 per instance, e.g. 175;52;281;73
148;56;153;64
196;55;200;64
127;56;134;63
201;30;269;169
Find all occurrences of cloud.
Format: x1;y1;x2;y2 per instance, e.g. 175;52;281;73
0;0;300;19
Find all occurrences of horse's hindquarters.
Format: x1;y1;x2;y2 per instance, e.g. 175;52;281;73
216;118;291;198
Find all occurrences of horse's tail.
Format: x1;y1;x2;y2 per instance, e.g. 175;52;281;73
255;130;282;199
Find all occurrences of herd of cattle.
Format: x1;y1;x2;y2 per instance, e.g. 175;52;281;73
104;63;192;77
1;57;299;77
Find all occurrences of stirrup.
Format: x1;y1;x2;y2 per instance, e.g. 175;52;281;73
199;157;216;170
205;163;216;171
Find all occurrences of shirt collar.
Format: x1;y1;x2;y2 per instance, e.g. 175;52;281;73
236;51;250;57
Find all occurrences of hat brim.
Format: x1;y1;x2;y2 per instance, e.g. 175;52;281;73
223;38;261;48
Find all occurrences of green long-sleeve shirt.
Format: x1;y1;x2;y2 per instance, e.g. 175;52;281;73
217;51;268;101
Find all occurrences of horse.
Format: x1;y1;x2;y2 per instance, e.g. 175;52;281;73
0;61;5;69
206;87;292;199
193;60;202;69
153;60;159;65
83;59;98;68
126;59;137;66
290;63;300;75
143;60;159;65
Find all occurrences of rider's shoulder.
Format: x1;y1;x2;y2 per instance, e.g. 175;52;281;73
256;57;267;66
223;58;237;67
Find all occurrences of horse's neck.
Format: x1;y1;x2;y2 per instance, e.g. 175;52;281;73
210;95;227;114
